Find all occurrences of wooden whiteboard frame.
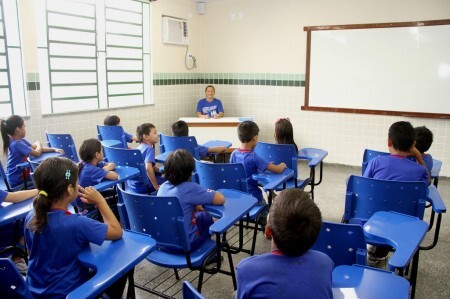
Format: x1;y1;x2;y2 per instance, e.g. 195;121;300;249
302;19;450;119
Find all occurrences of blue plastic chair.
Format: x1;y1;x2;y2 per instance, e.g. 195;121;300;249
97;125;128;149
0;162;10;191
159;133;200;159
193;159;267;255
254;142;310;191
46;132;79;162
183;281;205;299
117;185;236;295
0;161;32;192
312;221;367;267
0;258;32;299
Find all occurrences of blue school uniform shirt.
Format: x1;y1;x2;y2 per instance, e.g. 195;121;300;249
25;209;107;299
6;138;32;188
76;162;109;207
124;131;133;143
198;144;208;157
157;181;215;246
229;148;270;202
236;250;334;299
363;155;429;185
196;98;224;117
422;153;433;174
0;189;6;204
127;143;164;193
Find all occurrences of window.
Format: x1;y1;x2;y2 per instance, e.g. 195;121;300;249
0;0;28;118
37;0;152;114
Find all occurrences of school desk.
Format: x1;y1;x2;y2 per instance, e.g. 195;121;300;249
0;198;33;226
67;230;156;299
179;117;253;149
92;166;140;192
298;147;328;199
363;211;428;299
252;168;295;205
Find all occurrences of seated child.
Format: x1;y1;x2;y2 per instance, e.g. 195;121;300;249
157;149;224;250
25;157;124;298
414;125;433;173
236;189;333;299
77;138;118;215
127;123;165;193
1;115;64;188
172;120;227;157
274;117;298;152
0;188;38;273
104;114;138;143
229;121;287;205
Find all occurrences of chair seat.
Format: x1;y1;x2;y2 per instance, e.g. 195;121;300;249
147;238;216;268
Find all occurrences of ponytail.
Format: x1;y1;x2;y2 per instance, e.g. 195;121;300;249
28;193;52;233
1;115;24;155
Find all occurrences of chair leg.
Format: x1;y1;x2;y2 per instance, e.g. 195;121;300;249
197;269;205;293
173;268;180;280
226;246;237;290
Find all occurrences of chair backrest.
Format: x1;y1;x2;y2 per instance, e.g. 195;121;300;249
159;133;200;159
0;258;32;298
344;175;427;224
183;281;205;299
46;132;79;163
0;161;11;191
361;149;389;174
311;221;367;267
97;125;128;148
254;142;298;177
117;185;191;252
194;159;248;193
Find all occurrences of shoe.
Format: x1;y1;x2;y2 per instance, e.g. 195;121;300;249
13;258;28;274
367;254;386;268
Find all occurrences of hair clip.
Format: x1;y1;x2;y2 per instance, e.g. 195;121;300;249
65;170;71;180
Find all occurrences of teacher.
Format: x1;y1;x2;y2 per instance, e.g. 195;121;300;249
196;85;224;119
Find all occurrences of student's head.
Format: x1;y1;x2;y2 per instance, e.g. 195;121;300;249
237;121;259;143
136;123;158;144
205;85;215;97
79;138;103;163
388;121;415;152
414;126;433;153
172;120;189;137
27;157;79;233
164;149;194;185
104;114;121;126
274;118;298;151
1;115;25;154
267;189;322;257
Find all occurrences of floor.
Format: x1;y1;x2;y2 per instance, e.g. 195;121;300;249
130;162;450;299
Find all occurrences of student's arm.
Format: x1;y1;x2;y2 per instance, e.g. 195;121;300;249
207;146;227;154
104;170;118;180
102;162;115;171
28;141;43;156
409;147;432;183
79;186;123;240
212;191;225;205
5;189;38;203
131;136;139;142
197;112;209;119
266;162;287;174
218;112;224;118
146;162;160;190
40;146;64;154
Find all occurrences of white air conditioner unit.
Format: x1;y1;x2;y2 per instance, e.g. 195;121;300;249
162;16;189;45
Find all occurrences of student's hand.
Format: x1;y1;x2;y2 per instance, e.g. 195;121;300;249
201;114;209;119
78;186;105;205
212;114;219;119
279;162;287;169
103;162;115;171
54;148;65;154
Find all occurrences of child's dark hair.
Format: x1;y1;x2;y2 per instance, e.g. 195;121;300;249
27;157;79;233
136;123;155;143
275;118;298;152
237;121;259;143
164;149;194;185
172;120;189;137
78;138;102;172
388;121;415;152
1;115;24;155
104;115;121;126
268;189;322;257
414;126;433;153
205;85;215;92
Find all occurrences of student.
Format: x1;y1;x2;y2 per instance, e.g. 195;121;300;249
103;114;138;143
414;125;434;173
196;85;224;119
0;188;38;273
157;149;224;250
274;117;298;152
171;120;227;157
363;121;429;186
229;121;286;205
77;138;118;215
0;115;64;188
25;157;123;298
236;189;333;299
127;123;165;193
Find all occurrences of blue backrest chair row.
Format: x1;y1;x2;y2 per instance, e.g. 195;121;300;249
159;133;201;160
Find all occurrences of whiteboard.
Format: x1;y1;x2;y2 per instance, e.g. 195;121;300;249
304;21;450;118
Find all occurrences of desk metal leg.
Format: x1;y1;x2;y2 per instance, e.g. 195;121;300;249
410;250;420;299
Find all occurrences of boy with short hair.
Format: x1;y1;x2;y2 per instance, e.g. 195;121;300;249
414;125;434;173
363;121;429;186
171;120;227;157
236;189;333;299
230;121;286;205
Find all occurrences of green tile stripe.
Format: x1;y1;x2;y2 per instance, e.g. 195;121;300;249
153;73;305;87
